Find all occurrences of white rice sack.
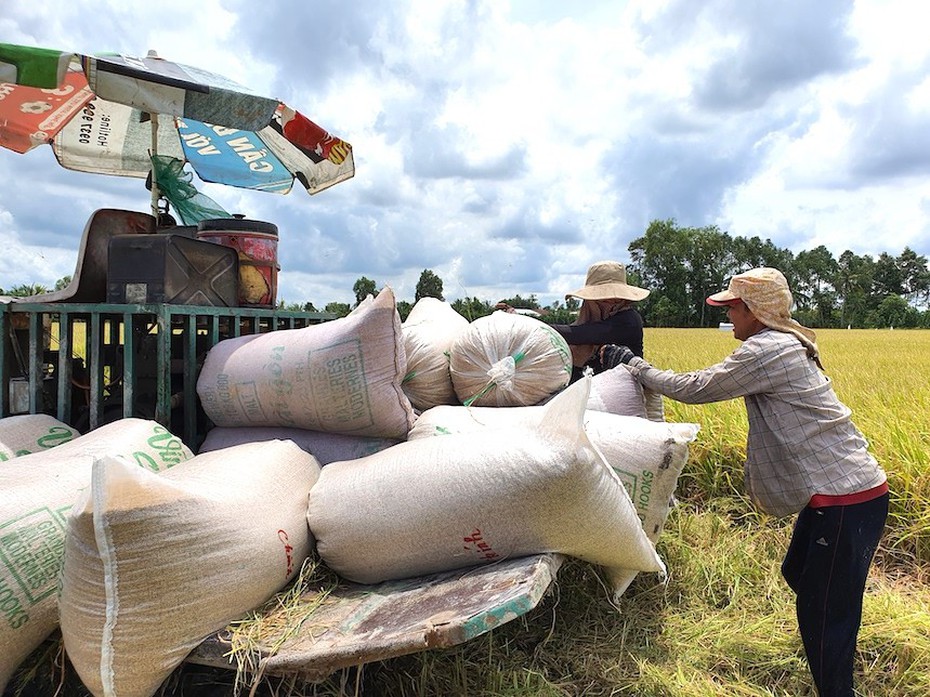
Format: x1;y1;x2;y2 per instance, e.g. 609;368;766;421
0;414;79;462
59;440;319;697
409;404;698;595
0;419;192;693
197;287;416;439
401;298;469;411
199;426;400;464
448;311;572;407
586;368;647;418
308;377;665;603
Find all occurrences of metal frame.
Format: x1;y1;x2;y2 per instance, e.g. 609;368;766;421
1;302;333;448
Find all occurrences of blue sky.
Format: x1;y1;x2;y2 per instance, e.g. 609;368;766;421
2;0;929;307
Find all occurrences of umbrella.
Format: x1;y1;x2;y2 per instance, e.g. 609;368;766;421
0;42;354;219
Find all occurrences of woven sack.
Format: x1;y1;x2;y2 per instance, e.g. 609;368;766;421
197;287;415;439
0;419;192;693
199;426;400;464
308;377;664;603
401;298;469;411
0;414;79;461
448;311;571;406
59;439;320;697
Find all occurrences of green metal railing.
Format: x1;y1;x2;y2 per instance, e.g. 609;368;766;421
1;302;333;449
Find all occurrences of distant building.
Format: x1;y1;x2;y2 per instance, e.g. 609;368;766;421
719;322;734;331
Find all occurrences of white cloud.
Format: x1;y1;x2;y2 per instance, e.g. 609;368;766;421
2;0;929;305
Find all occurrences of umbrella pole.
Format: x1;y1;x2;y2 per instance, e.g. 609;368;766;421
150;113;160;219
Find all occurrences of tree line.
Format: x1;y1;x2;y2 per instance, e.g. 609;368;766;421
4;219;928;328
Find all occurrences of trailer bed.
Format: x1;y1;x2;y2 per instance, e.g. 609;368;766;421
187;553;564;681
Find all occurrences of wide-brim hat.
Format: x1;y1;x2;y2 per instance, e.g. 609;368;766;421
566;260;650;302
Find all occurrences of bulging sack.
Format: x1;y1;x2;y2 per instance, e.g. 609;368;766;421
308;377;665;603
59;439;320;697
0;419;192;693
0;414;79;461
586;367;647;418
408;404;698;595
197;287;416;439
401;297;469;411
198;426;400;464
448;311;572;406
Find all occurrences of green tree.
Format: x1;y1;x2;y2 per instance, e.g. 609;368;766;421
3;283;48;297
415;269;444;302
396;300;413;322
836;251;875;328
497;294;540;310
55;276;72;291
793;246;839;326
451;296;492;321
324;302;351;318
353;277;377;306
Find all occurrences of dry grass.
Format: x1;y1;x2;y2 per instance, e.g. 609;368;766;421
10;328;930;696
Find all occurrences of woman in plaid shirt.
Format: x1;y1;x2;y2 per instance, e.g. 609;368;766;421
601;267;888;697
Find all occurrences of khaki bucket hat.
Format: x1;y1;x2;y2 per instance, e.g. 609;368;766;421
707;267;822;365
566;261;650;302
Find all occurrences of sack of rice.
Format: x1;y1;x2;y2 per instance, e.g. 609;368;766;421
197;287;415;439
448;311;572;407
587;367;647;418
0;419;192;693
59;439;320;697
199;425;400;464
308;377;665;603
408;404;698;595
0;414;79;462
401;298;469;411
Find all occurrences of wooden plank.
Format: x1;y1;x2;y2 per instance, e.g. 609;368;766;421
187;553;564;681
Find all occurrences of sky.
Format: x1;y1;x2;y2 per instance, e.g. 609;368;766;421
2;0;929;308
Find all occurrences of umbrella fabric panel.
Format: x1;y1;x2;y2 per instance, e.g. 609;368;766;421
178;119;295;193
0;72;93;153
0;43;71;88
53;98;185;177
83;53;280;133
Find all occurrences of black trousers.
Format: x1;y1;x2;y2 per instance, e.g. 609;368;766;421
781;493;888;697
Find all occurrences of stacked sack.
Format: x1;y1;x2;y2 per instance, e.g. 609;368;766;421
0;414;79;461
307;377;668;603
407;400;698;596
400;297;469;412
197;287;415;439
0;419;193;693
449;310;572;406
59;439;320;697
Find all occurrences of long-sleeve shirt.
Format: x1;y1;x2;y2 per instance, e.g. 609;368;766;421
624;328;886;517
551;309;645;357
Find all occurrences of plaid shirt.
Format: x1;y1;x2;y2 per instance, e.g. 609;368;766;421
626;329;886;517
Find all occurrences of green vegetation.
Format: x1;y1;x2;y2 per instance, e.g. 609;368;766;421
10;329;928;696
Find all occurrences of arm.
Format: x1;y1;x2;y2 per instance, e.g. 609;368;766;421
621;336;786;405
551;311;644;356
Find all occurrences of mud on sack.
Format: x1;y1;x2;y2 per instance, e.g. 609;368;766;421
448;310;572;407
0;419;192;693
197;287;416;439
308;376;665;603
59;439;321;697
400;297;469;412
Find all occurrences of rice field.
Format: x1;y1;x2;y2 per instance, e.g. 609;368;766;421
12;329;930;696
311;328;930;697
